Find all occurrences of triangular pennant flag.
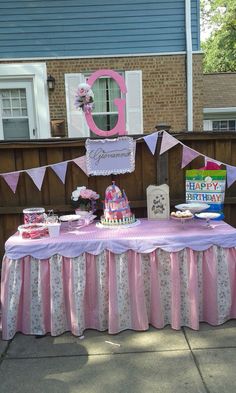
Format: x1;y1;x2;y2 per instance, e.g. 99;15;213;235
143;132;159;155
226;164;236;188
181;146;200;168
159;131;179;155
204;157;222;169
26;167;46;190
1;172;20;193
50;162;68;184
73;156;88;176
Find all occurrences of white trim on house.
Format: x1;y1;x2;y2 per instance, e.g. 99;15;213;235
204;107;236;114
203;120;212;131
185;0;193;132
65;73;89;138
125;70;143;134
0;51;203;62
0;63;50;139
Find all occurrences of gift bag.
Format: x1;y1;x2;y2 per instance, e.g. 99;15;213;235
185;169;226;216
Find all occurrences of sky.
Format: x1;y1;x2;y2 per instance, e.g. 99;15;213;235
201;27;213;42
200;3;212;42
200;3;225;42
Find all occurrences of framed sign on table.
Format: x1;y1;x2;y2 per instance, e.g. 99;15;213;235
146;184;170;219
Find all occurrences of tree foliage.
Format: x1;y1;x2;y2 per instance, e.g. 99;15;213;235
201;0;236;72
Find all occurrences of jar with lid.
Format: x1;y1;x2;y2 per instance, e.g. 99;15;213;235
23;207;46;224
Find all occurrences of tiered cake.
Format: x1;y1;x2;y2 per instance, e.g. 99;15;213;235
100;182;135;226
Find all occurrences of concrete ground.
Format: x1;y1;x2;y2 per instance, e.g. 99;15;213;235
1;321;236;393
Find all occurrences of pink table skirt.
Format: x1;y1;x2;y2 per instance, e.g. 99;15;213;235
1;246;236;340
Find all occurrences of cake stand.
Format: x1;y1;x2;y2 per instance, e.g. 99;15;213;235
195;212;221;228
175;203;210;214
170;215;193;228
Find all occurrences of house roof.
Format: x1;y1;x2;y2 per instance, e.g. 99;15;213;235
203;73;236;108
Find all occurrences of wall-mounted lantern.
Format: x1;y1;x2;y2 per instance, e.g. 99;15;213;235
47;74;55;90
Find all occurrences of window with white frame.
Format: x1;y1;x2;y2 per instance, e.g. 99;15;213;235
91;76;121;134
65;70;143;138
0;63;50;140
212;120;236;131
0;83;35;140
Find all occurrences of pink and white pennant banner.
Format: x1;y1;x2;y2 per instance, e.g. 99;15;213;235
143;132;159;155
159;131;180;155
50;162;68;184
181;145;200;168
26;167;46;191
226;164;236;188
73;155;88;176
1;172;20;193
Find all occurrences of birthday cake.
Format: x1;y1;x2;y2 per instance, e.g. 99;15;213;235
100;182;136;226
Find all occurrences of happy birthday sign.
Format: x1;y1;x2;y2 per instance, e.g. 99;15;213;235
186;169;226;211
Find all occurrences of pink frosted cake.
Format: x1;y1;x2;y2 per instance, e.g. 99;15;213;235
100;182;135;226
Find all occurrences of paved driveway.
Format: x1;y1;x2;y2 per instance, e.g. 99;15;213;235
1;321;236;393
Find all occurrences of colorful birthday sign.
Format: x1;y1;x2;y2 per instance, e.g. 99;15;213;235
186;169;226;212
86;137;136;176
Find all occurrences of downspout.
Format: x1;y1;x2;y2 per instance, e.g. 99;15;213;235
185;0;193;131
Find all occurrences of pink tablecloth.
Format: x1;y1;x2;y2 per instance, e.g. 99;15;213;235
1;219;236;340
5;219;236;258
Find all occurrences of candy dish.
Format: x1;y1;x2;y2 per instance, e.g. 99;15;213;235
23;207;46;224
18;223;47;239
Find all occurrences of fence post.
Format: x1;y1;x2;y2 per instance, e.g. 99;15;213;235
155;124;171;185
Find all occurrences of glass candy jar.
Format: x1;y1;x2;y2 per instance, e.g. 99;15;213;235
23;207;46;224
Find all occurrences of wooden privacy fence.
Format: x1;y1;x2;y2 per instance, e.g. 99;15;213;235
0;131;236;260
